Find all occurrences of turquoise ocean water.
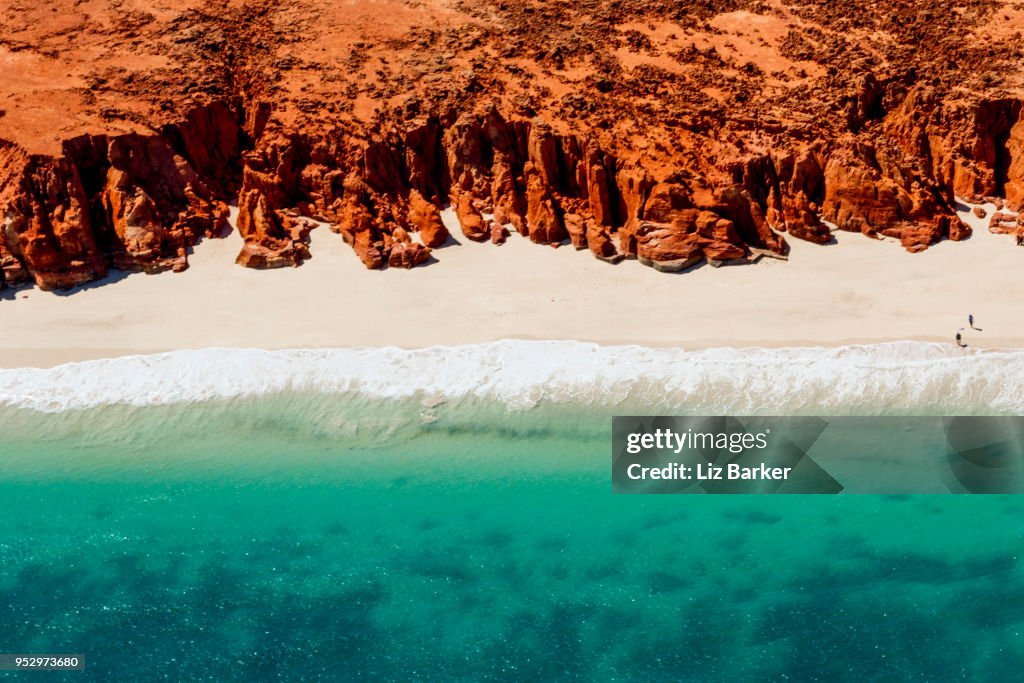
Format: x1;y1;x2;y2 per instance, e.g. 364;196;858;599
2;343;1024;680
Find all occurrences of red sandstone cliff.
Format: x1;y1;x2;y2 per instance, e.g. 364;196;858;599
1;0;1022;290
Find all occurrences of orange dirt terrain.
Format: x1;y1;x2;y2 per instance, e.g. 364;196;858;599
1;0;1023;289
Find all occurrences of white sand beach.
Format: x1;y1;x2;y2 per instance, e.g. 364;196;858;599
0;201;1019;368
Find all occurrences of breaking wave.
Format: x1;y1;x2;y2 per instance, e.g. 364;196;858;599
2;340;1023;415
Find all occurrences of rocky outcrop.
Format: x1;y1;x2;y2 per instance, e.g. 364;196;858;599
523;163;567;244
889;90;1024;212
762;152;832;245
408;189;450;248
586;221;622;263
821;142;969;252
490;223;509;245
952;99;1024;207
386;228;432;268
235;183;309;268
637;222;704;272
454;194;488;242
635;209;749;272
0;148;106;290
98;133;228;272
614;167;656;258
2;91;1015;290
989;212;1020;235
230;107;802;275
0;105;235;290
3;0;1024;291
335;174;385;269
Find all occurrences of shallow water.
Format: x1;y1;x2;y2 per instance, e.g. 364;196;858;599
1;387;1023;681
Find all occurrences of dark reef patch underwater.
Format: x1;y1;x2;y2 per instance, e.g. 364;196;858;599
1;392;1023;681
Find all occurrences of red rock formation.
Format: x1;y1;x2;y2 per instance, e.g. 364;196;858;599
821;142;970;252
444;115;491;244
408;189;450;248
763;152;832;245
702;239;747;267
634;207;751;272
643;183;692;225
491;164;526;235
235;184;309;268
637;221;704;272
586;221;622;263
614;167;655;258
714;185;789;256
163;100;247;197
99;133;227;272
891;93;1024;211
989;212;1019;234
696;210;743;246
490;223;509;245
0;91;1006;288
453;194;488;242
0;109;233;289
2;0;1023;290
335;174;384;269
0;152;106;290
587;158;615;229
386;228;432;268
948;217;971;242
523;163;567;244
952;99;1024;207
563;213;587;249
1003;112;1024;208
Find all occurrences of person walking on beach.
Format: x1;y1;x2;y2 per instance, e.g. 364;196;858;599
955;329;965;347
969;314;982;331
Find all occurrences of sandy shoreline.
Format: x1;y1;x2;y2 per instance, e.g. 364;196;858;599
1;200;1020;369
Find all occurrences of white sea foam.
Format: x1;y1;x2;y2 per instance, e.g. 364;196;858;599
2;341;1024;414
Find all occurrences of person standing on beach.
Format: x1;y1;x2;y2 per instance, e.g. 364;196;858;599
956;330;965;347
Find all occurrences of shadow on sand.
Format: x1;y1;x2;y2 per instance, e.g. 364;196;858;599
52;269;134;297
